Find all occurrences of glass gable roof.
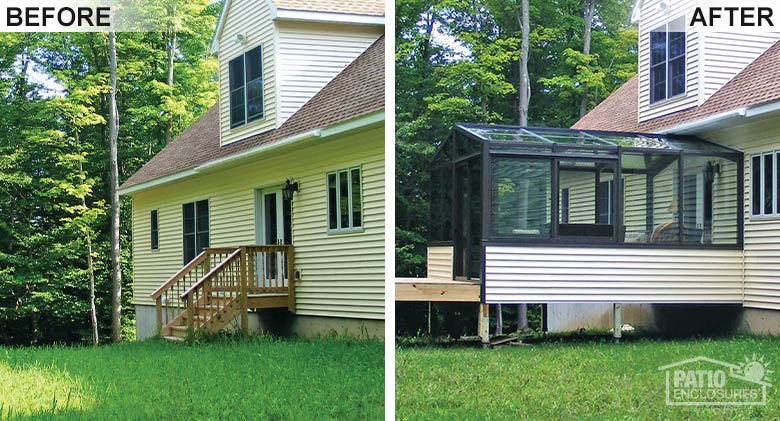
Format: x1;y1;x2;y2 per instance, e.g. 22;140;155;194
455;124;740;155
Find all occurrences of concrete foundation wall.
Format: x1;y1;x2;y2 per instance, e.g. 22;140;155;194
547;303;656;332
135;305;384;340
739;308;780;336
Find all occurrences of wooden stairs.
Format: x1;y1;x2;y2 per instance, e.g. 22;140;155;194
151;245;295;341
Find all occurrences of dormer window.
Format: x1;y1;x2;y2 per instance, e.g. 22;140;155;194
650;17;685;104
229;46;264;128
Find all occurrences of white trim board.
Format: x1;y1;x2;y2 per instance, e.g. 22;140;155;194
273;10;384;26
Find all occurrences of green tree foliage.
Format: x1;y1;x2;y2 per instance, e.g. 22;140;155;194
396;0;637;331
0;1;221;345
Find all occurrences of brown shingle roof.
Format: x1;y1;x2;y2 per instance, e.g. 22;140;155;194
274;0;384;16
573;40;780;133
121;35;384;191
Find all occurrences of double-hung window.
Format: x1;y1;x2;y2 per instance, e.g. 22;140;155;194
752;152;780;218
183;200;209;264
229;46;264;128
650;17;686;104
327;168;362;232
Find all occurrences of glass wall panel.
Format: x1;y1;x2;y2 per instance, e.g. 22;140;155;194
682;156;738;245
622;171;648;242
651;158;680;243
557;160;615;238
491;158;551;237
621;153;680;243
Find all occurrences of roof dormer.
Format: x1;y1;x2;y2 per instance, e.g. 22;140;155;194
633;0;780;123
211;0;384;147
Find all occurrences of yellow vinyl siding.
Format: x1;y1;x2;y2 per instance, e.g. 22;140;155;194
427;246;453;280
276;21;382;123
712;160;738;244
484;246;743;303
131;125;384;320
704;116;780;310
218;0;277;146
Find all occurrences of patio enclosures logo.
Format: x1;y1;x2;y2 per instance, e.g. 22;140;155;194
0;0;177;32
659;355;772;406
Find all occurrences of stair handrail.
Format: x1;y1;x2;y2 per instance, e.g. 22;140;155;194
180;248;242;300
150;250;209;300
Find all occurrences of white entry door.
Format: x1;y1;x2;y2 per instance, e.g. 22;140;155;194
257;189;291;288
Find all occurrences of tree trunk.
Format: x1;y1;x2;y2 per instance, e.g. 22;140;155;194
109;31;122;342
579;0;596;118
165;29;177;144
76;130;99;346
516;0;531;330
517;304;528;330
495;304;503;336
518;0;530;126
87;225;98;345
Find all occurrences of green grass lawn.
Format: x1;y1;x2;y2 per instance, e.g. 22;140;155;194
397;336;780;420
0;336;383;420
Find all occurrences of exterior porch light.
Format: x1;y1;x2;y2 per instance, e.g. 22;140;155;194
282;179;299;201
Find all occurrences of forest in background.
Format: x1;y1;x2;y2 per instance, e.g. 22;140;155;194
395;0;638;335
0;1;222;345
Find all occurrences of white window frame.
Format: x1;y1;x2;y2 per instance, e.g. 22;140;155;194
750;151;780;220
327;167;364;234
649;16;686;105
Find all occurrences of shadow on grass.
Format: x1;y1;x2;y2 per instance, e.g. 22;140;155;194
396;328;767;350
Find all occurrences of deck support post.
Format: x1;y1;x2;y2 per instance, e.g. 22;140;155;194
286;246;295;313
427;302;432;334
613;303;622;341
478;303;490;344
186;295;194;332
155;296;162;334
239;246;248;335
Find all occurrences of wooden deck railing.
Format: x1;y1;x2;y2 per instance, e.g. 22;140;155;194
181;248;242;331
151;245;295;335
151;248;236;332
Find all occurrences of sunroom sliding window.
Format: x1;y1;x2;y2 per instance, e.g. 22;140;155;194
229;46;264;128
558;160;616;239
650;17;686;103
491;158;551;238
751;151;780;218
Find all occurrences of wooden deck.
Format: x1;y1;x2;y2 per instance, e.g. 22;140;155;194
247;293;289;309
395;277;481;302
152;245;295;340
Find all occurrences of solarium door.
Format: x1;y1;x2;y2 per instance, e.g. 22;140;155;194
453;159;481;281
257;189;292;289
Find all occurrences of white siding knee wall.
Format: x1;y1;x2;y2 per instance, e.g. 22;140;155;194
483;246;743;303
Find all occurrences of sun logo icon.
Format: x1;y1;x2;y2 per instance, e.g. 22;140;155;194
736;354;773;384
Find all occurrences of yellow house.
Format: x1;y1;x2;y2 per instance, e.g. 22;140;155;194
119;0;385;340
